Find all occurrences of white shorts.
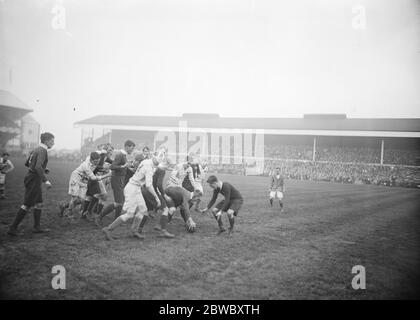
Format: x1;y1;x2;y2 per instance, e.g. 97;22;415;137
68;172;88;199
269;191;283;199
122;182;147;216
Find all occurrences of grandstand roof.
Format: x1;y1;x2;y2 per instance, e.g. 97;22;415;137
75;114;420;133
0;90;33;120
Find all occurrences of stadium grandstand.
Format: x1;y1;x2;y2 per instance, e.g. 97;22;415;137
74;113;420;188
0;90;40;154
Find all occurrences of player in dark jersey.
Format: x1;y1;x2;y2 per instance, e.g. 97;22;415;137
160;185;197;233
200;175;243;235
81;144;114;219
8;132;55;236
269;167;285;211
97;140;135;222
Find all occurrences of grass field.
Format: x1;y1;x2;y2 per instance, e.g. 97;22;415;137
0;159;419;299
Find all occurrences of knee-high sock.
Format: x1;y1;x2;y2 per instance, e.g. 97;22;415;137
160;214;168;230
269;198;273;206
87;198;98;214
279;200;283;208
139;215;149;230
215;215;224;229
107;216;124;231
100;203;115;218
10;207;28;230
82;200;90;213
131;214;143;233
96;202;104;215
114;205;122;219
33;209;42;229
228;216;235;229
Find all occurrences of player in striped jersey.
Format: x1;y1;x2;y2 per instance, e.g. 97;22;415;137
269;167;285;211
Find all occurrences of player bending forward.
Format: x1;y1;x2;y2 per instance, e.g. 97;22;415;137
269;167;285;212
200;175;243;235
101;157;161;240
159;185;197;233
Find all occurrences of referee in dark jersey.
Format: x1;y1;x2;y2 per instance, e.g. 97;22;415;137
8;132;55;236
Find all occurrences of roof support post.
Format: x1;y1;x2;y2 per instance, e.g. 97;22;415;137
380;139;384;165
313;136;317;162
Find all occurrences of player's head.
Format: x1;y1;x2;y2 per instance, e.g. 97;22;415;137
275;167;281;174
206;175;219;189
89;151;101;165
142;146;151;158
40;132;55;149
103;143;114;157
2;152;9;160
124;140;136;154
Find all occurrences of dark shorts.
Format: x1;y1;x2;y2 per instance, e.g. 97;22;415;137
111;175;125;204
23;172;42;207
141;186;162;211
86;180;101;197
215;198;243;216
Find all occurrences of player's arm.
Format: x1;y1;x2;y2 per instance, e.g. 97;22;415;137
145;166;161;207
169;167;182;185
203;188;219;211
3;160;14;173
34;150;48;183
110;153;127;170
280;178;285;193
180;191;196;231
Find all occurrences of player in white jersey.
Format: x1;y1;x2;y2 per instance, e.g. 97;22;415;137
64;152;111;222
184;154;205;211
167;162;195;189
101;158;161;240
0;152;14;199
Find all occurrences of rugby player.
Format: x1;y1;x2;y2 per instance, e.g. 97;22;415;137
200;175;243;235
0;152;14;199
269;167;285;211
101;157;161;240
8;132;55;236
97;140;135;221
63;152;111;222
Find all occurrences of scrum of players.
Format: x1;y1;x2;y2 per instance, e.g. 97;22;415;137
57;139;247;241
7;133;285;239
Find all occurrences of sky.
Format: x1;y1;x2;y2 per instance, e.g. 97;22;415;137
0;0;419;149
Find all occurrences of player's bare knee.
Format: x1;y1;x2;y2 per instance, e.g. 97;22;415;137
161;207;169;216
227;210;234;218
120;212;132;222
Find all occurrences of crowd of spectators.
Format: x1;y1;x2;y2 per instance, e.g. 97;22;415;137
264;160;420;188
264;144;419;166
264;144;313;160
384;149;420;166
316;147;381;164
